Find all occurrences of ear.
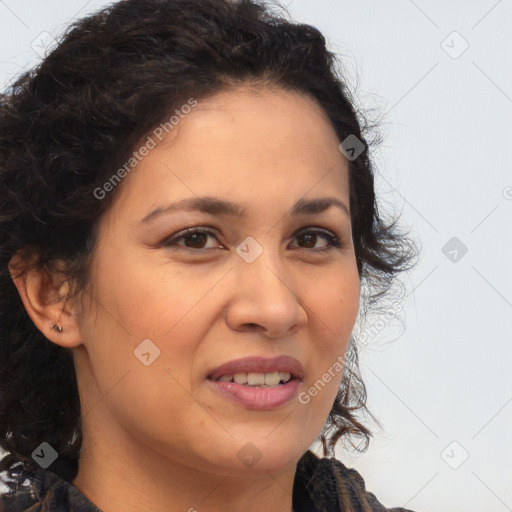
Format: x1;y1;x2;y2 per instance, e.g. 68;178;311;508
8;251;83;348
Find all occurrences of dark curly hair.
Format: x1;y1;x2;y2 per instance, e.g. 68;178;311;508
0;0;416;482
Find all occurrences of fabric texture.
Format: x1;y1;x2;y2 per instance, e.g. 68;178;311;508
0;450;415;512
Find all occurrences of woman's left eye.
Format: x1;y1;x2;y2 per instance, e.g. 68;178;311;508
290;228;342;251
161;227;342;252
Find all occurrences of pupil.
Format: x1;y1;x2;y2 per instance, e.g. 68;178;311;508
300;234;316;248
186;233;207;248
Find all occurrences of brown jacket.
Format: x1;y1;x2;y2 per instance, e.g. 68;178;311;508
0;451;416;512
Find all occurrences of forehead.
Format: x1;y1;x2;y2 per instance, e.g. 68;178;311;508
109;86;350;220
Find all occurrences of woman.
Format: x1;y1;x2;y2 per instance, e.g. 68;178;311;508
0;0;416;510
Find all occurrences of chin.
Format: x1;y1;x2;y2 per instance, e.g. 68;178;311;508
206;435;309;475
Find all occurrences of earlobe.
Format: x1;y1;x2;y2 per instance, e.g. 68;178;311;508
8;252;83;348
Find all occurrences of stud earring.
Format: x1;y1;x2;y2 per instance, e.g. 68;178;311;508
51;323;63;333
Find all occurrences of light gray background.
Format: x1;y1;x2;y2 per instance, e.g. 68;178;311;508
1;1;510;511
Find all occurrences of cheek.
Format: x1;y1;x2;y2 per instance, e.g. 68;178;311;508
81;251;229;399
300;266;359;415
75;254;215;446
91;249;220;340
306;265;360;345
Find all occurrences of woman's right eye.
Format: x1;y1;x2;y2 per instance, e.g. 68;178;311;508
161;227;223;251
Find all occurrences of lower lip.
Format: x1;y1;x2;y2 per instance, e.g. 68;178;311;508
209;378;301;410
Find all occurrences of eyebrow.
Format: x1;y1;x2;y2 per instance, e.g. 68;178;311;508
140;196;350;224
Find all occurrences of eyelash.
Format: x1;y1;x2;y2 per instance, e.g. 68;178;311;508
161;226;343;253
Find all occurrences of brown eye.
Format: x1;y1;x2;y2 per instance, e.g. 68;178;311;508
162;227;222;250
183;232;209;249
292;228;342;251
297;233;317;248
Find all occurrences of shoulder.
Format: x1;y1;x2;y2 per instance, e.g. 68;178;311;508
293;450;416;512
0;454;101;512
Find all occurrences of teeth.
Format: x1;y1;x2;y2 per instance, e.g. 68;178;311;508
247;373;265;386
216;371;292;386
233;373;247;385
278;371;291;382
264;371;280;386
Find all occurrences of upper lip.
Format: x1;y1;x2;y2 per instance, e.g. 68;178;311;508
208;355;304;381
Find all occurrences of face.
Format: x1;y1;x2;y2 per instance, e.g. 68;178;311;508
73;86;360;476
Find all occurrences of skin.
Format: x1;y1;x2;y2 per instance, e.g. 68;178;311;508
10;85;360;512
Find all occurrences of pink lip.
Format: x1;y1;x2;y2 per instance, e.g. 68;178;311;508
208;355;304;381
210;379;301;410
207;356;304;410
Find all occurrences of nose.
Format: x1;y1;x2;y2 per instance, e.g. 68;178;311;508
225;246;308;338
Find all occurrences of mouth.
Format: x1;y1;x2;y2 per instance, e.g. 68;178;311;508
208;354;303;384
214;371;293;387
207;355;303;410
